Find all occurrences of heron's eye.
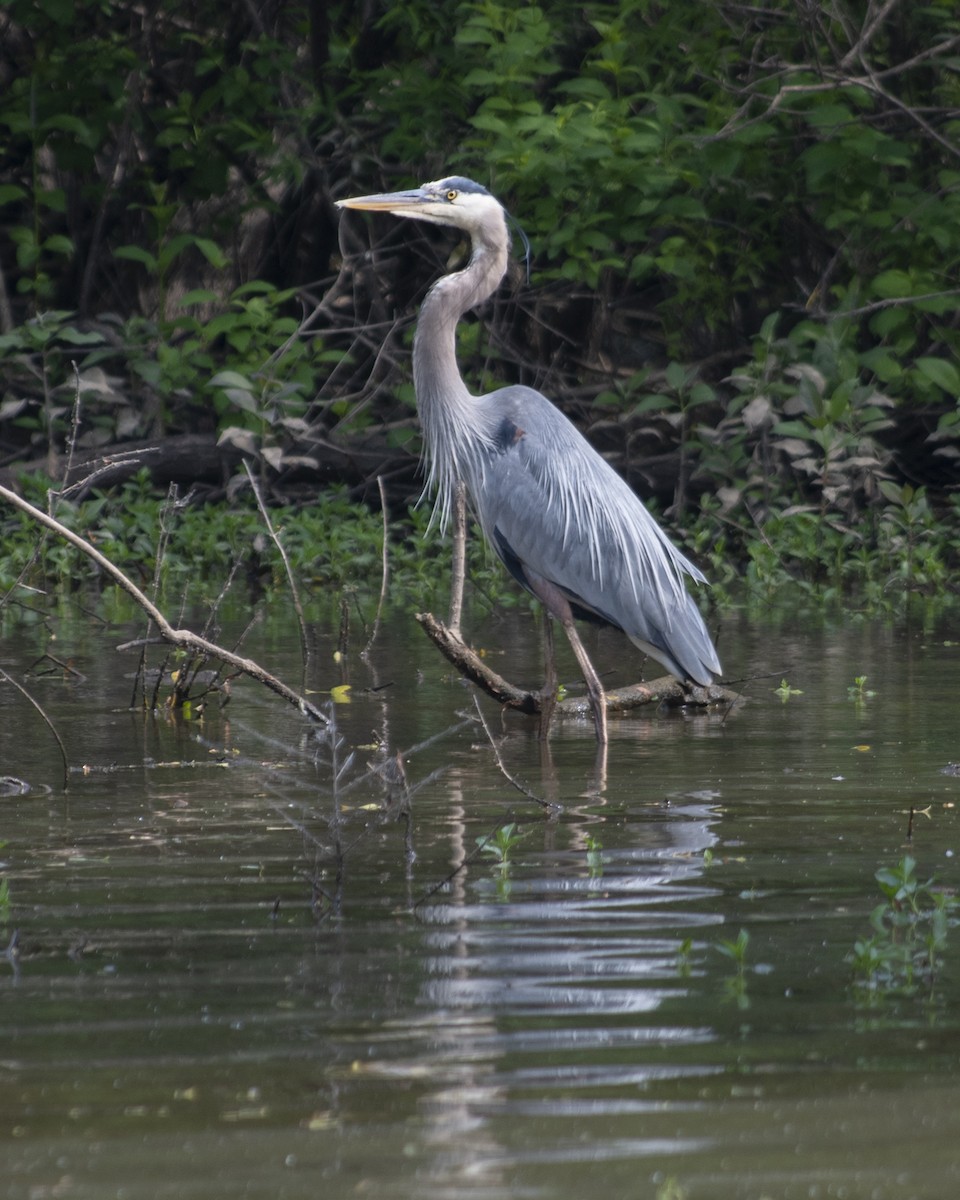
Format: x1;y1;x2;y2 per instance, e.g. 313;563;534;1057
446;190;458;202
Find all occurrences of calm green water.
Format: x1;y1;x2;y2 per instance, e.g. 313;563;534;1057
1;602;959;1200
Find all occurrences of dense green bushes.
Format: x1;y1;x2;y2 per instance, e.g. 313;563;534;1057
0;1;958;607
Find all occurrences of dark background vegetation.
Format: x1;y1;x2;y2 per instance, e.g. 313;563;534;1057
1;0;958;607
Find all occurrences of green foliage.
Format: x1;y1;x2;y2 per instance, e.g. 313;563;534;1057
1;0;959;612
0;284;333;453
681;310;959;609
0;473;511;618
848;856;957;1001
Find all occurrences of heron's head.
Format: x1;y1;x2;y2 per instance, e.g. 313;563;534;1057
337;176;505;240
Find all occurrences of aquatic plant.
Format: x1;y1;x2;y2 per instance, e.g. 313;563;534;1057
676;936;694;978
716;927;750;971
848;856;957;999
654;1177;688;1200
847;675;876;700
716;927;751;1008
476;822;525;870
585;834;603;877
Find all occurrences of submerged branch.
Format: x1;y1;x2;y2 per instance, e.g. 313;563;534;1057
416;611;739;716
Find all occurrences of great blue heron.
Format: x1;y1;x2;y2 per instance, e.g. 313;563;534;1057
337;176;721;743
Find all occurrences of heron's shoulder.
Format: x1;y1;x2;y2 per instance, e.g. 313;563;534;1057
480;385;581;450
480;383;551;411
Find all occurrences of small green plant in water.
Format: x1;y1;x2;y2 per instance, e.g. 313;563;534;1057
847;675;876;700
476;823;524;870
774;679;803;700
717;927;750;970
585;834;603;877
655;1177;688;1200
848;855;956;999
0;876;10;927
676;936;694;978
716;927;751;1008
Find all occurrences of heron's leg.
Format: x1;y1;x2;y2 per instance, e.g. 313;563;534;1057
560;616;608;745
523;569;609;744
538;615;558;741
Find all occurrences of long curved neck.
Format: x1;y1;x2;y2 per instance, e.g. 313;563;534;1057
413;227;509;528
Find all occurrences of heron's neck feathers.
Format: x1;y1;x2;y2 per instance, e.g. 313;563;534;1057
413;228;508;530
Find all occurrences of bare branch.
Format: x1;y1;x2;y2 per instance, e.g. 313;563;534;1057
841;0;902;70
814;289;960;320
471;695;558;811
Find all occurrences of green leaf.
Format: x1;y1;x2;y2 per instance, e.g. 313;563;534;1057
40;113;93;141
0;184;27;207
157;232;196;269
461;68;501;88
871;270;913;299
915;357;960;396
178;289;220;307
633;393;673;414
210;370;255;391
192;237;229;269
115;245;159;270
807;103;854;129
772;419;816;440
57;326;104;346
470;112;509;135
43;234;75;257
665;361;690;391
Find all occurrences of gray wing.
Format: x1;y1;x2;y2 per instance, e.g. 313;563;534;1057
468;386;721;685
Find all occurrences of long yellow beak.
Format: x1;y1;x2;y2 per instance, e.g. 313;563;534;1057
336;188;430;215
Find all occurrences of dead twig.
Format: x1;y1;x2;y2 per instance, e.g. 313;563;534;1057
471;696;559;811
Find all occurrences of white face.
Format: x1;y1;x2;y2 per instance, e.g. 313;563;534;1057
406;182;500;229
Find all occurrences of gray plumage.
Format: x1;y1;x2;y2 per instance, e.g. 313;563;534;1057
337;176;721;736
